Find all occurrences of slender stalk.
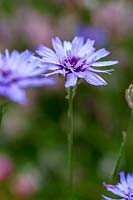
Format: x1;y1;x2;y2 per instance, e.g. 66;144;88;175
67;87;75;200
111;109;133;182
0;102;12;200
0;103;6;125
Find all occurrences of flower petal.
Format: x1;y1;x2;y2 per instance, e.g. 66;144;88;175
11;50;33;73
92;61;119;67
116;183;127;193
6;85;26;104
87;48;110;63
5;49;10;59
63;41;72;52
119;172;128;188
41;63;61;71
102;195;118;200
44;69;66;77
65;73;77;88
106;187;125;198
103;183;125;198
127;173;133;186
19;78;56;88
88;67;114;74
84;71;107;86
78;38;95;57
72;36;84;56
29;67;48;76
18;50;33;68
36;44;59;64
52;37;66;58
74;70;87;78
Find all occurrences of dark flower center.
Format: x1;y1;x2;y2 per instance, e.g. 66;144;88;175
0;69;20;86
125;191;133;200
62;57;86;73
129;193;133;199
1;69;12;77
69;57;79;66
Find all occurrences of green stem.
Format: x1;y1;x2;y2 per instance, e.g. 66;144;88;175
67;87;74;200
111;109;133;182
0;102;12;200
0;103;6;125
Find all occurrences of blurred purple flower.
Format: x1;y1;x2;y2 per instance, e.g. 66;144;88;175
103;171;133;200
12;173;39;198
93;2;133;39
0;49;55;104
36;36;118;88
15;7;54;48
76;25;109;47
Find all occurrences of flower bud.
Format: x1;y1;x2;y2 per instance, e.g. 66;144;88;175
125;83;133;109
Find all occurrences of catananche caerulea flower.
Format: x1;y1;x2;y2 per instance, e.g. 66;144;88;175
103;171;133;200
0;49;55;104
36;36;118;88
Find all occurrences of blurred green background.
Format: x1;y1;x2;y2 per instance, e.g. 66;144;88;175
0;0;133;199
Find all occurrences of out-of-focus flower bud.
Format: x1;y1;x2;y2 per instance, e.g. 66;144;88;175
125;83;133;109
0;154;14;181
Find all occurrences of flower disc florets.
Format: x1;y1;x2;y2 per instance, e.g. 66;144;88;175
36;36;118;88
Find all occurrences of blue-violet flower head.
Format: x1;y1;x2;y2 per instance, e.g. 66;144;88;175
0;49;55;104
36;36;118;88
102;171;133;200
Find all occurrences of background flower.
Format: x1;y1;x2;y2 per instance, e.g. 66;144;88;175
103;171;133;200
76;25;109;47
0;154;14;181
0;49;55;104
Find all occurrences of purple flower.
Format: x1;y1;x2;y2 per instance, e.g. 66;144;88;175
36;36;118;88
103;171;133;200
76;25;109;47
0;49;55;104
